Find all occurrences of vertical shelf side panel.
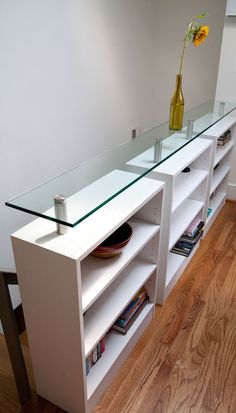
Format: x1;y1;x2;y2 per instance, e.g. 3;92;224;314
12;237;88;413
199;136;216;225
154;175;174;304
227;124;236;199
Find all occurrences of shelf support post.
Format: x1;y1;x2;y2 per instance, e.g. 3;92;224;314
54;195;68;235
186;120;194;140
154;138;162;163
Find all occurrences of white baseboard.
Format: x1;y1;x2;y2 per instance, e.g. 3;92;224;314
227;183;236;201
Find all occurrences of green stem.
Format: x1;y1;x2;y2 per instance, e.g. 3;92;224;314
179;43;186;75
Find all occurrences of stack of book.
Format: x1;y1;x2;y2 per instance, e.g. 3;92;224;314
217;129;231;147
86;336;106;375
171;218;204;257
112;288;148;334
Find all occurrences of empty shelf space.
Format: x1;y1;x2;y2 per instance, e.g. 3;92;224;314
172;169;208;212
86;303;153;399
214;140;234;167
169;199;204;250
166;252;185;287
84;257;156;357
207;192;226;226
165;244;200;296
210;165;230;195
81;218;160;312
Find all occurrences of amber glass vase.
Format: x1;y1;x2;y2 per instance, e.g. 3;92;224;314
169;74;184;130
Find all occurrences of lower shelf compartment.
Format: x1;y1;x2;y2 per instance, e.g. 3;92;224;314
165;244;200;299
87;303;154;402
84;258;156;357
204;191;226;235
210;165;230;195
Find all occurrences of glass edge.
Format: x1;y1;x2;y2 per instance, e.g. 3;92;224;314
5;101;236;229
5;201;74;228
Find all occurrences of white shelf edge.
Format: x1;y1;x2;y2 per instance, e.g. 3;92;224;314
172;169;208;212
12;171;164;261
214;140;234;167
210;165;230;195
84;258;156;357
204;191;226;235
169;199;204;250
81;218;160;312
86;303;154;399
165;243;200;297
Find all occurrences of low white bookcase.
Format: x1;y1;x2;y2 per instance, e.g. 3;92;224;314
127;137;213;303
200;116;236;235
11;170;164;413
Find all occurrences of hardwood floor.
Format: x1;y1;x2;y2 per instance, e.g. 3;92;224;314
0;201;236;413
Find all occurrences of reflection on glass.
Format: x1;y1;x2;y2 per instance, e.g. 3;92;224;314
5;100;236;227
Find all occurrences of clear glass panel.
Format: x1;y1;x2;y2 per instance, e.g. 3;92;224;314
5;100;236;227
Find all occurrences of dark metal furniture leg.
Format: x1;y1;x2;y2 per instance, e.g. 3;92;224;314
0;271;31;406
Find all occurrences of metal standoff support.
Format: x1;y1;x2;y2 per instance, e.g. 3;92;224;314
154;138;162;163
186;120;194;140
54;194;68;235
219;101;225;117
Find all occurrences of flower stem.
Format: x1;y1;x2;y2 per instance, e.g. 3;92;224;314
179;43;186;75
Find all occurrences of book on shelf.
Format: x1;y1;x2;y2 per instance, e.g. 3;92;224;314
115;288;147;327
217;129;231;147
184;217;202;237
178;226;204;244
170;222;204;257
112;288;148;334
184;219;204;238
85;336;106;376
112;298;148;334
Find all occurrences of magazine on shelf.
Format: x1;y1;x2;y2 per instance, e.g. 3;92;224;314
170;222;204;257
115;288;147;327
112;298;148;334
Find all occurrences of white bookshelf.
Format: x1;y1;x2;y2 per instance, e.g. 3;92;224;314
81;218;159;312
214;139;234;167
201;116;236;235
172;169;208;212
169;199;204;249
84;257;156;357
87;303;153;399
165;243;199;295
210;165;230;195
126;137;212;304
11;169;164;413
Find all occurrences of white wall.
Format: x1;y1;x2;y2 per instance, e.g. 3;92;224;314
0;0;226;328
215;16;236;200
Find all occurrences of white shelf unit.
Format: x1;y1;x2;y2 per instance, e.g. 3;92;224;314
11;169;164;413
126;137;213;304
200;116;236;235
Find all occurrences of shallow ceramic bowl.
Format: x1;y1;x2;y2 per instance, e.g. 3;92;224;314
92;222;132;258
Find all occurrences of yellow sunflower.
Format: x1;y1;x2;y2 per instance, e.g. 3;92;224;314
193;26;209;47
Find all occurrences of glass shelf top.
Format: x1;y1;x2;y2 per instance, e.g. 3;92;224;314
6;100;236;227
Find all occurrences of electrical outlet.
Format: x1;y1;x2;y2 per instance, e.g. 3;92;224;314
131;125;142;139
